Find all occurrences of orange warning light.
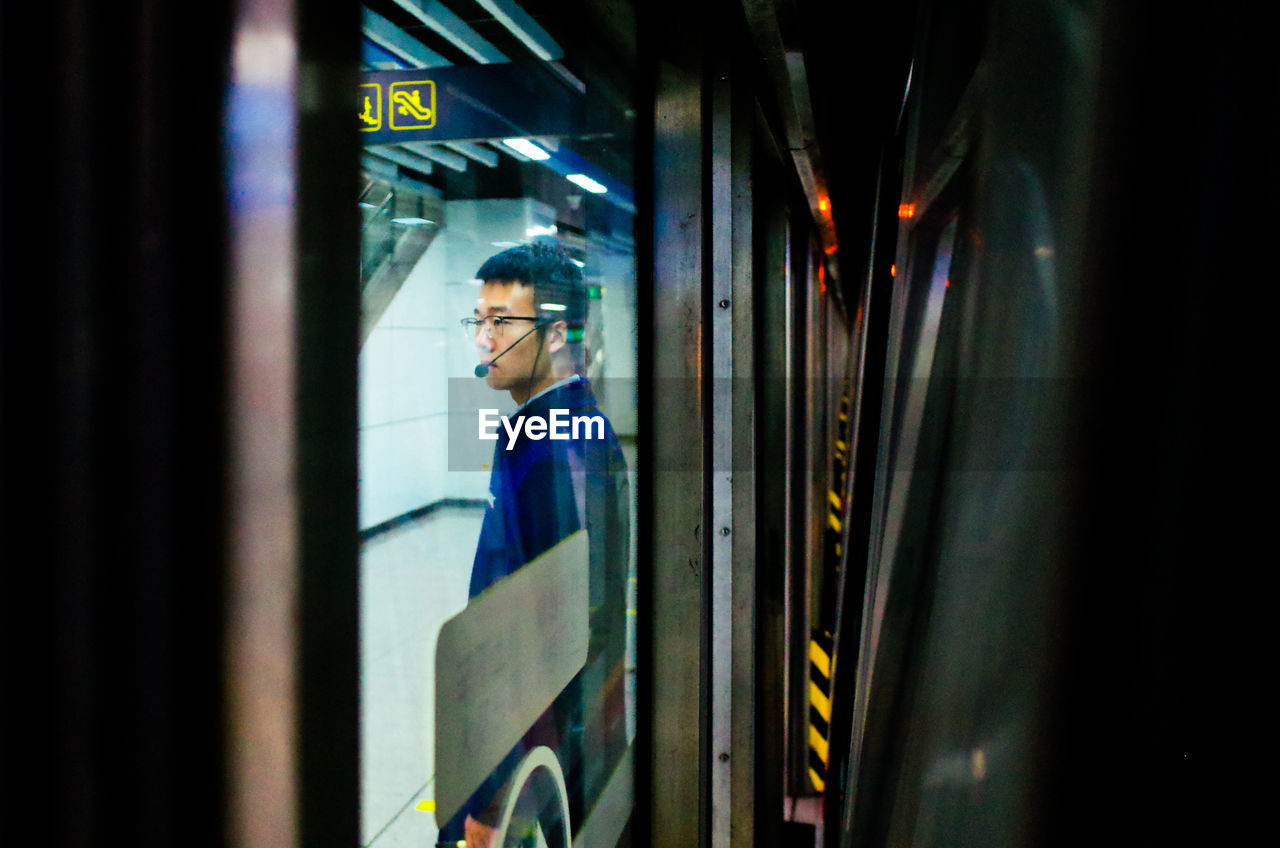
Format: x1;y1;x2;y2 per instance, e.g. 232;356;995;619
890;263;896;277
898;203;915;219
818;197;831;213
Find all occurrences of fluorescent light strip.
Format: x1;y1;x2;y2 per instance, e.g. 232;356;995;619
491;141;529;161
565;173;607;193
502;138;550;160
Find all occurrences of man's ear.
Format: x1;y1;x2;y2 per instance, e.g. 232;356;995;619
545;319;569;353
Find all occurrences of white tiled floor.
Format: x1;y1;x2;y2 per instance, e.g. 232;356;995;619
360;506;482;848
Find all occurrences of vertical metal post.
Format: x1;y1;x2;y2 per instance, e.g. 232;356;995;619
781;218;804;796
728;56;758;848
806;245;826;630
649;10;708;848
708;42;735;848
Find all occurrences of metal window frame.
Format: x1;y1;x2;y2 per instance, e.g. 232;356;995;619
225;3;361;848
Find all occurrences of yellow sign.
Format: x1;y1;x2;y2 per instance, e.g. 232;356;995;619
390;80;437;130
358;83;382;131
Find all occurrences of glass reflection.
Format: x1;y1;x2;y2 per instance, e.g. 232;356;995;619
445;241;630;845
357;5;637;847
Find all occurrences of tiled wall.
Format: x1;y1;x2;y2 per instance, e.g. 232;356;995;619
359;198;554;530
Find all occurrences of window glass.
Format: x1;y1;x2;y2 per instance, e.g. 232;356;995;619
356;3;638;846
888;216;957;471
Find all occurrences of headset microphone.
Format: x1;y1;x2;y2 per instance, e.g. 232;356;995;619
474;320;546;378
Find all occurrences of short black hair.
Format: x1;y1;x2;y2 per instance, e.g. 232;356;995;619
475;240;586;330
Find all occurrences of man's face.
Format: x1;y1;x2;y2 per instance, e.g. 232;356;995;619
474;280;550;394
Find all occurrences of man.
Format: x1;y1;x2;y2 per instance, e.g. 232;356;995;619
444;241;630;848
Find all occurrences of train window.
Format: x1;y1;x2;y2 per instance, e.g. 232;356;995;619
355;3;639;846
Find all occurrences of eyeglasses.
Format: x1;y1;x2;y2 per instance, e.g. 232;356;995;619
460;314;541;339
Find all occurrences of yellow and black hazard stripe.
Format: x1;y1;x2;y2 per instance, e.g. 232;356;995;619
812;378;851;793
825;381;851;565
808;631;833;792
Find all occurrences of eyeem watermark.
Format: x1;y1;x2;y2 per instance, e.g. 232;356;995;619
479;408;606;449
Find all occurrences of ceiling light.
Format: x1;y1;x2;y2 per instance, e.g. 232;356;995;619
565;174;607;193
501;138;550;160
